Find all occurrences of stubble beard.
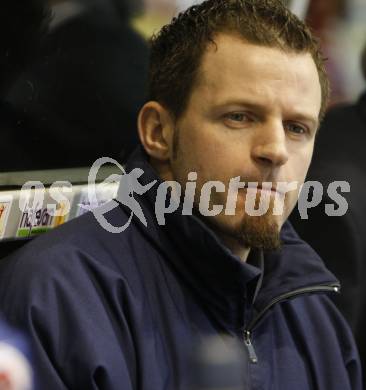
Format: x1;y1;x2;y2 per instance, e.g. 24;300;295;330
197;192;282;252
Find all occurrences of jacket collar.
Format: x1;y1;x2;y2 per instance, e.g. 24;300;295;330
123;147;339;331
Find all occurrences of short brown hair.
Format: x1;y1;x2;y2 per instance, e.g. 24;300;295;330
148;0;329;120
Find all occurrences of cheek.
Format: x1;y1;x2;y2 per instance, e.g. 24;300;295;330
289;146;314;182
282;153;313;213
179;132;230;178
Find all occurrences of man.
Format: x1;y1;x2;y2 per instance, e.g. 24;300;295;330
291;40;366;382
0;1;362;389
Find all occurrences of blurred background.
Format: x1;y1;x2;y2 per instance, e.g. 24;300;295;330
1;0;366;172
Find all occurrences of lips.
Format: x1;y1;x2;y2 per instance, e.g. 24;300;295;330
244;183;286;198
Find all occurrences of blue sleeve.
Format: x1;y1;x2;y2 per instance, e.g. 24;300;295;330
0;243;136;390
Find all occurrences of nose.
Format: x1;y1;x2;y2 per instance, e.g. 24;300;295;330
251;120;289;168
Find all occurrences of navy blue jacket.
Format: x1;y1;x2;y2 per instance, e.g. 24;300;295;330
0;150;362;389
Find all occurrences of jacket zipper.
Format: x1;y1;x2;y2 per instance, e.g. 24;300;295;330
243;283;340;364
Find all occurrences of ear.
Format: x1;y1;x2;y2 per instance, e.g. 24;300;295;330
138;101;175;161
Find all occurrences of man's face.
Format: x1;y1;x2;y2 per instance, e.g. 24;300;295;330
167;34;322;249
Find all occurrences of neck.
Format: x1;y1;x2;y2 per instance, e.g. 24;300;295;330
216;232;251;262
150;157;174;181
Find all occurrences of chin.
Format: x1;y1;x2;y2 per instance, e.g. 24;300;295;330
205;212;282;251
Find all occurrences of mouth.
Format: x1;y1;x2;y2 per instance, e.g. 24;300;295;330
244;183;286;198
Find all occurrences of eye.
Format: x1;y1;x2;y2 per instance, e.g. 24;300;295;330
223;112;254;128
284;122;308;136
225;112;250;122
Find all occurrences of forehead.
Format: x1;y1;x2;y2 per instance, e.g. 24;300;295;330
192;34;321;117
